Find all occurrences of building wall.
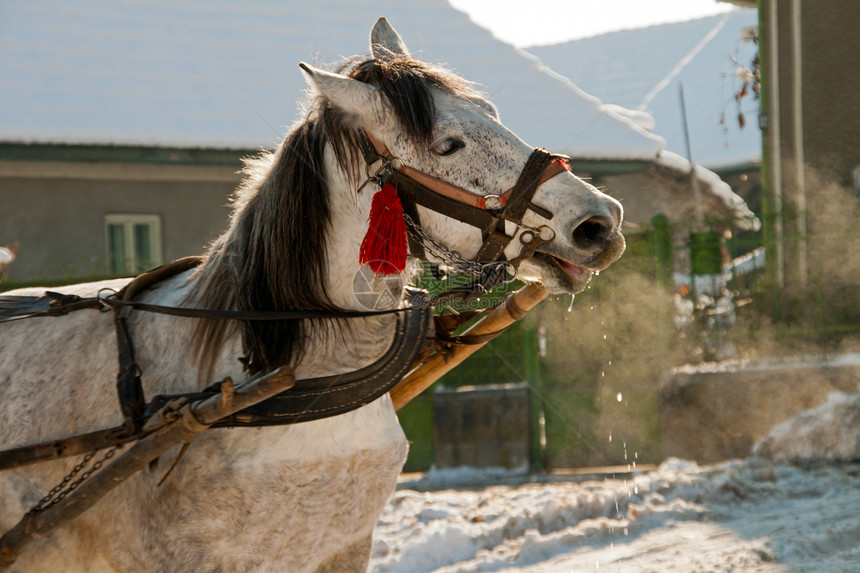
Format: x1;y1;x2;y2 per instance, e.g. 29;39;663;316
762;0;860;288
0;161;239;282
801;1;860;184
599;167;760;233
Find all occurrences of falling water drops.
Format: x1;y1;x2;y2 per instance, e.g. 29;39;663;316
616;392;623;402
567;294;576;312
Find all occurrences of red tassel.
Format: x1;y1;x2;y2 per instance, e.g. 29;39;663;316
359;183;408;275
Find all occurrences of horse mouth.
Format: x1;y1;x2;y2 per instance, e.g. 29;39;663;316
530;252;594;294
549;255;588;280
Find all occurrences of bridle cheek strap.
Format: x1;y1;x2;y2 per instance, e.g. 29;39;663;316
359;131;571;265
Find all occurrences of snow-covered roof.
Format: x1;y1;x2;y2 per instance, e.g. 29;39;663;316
657;151;758;228
0;0;664;162
527;8;761;171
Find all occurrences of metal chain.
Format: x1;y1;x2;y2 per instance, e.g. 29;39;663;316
403;213;518;308
403;213;511;279
27;445;121;515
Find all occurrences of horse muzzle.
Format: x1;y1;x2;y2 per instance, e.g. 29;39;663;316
525;195;626;294
565;200;626;270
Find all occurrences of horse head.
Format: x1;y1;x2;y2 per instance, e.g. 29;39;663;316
192;17;626;375
300;17;625;297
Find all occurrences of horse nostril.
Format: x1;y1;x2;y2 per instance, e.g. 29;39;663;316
572;216;615;251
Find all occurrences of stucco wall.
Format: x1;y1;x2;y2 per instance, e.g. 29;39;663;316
0;161;239;281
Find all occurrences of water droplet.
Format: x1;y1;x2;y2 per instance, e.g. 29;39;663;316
567;294;575;312
634;485;639;495
608;432;612;442
616;392;622;402
603;334;607;340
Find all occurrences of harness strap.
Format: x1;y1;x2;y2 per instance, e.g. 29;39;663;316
474;147;558;262
0;266;434;469
397;192;427;260
111;257;204;433
357;133;426;259
358;131;571;265
0;292;100;322
362;132;565;216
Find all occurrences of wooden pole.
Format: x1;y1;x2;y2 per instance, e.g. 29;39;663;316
0;367;295;569
390;283;549;410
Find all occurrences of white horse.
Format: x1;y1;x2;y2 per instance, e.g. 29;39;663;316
0;19;624;572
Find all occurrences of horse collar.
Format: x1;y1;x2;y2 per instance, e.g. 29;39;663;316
356;130;570;268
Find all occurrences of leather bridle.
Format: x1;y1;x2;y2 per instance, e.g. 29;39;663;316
357;131;572;272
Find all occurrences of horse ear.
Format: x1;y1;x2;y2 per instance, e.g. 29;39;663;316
299;62;391;130
370;17;409;58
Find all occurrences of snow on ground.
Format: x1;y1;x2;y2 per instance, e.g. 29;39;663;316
372;459;860;572
755;392;860;463
371;391;860;572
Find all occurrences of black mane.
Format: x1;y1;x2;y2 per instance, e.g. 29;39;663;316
189;54;479;377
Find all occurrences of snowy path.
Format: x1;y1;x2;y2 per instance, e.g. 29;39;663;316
370;459;860;572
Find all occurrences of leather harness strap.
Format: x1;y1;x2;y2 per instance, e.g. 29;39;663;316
112;257;203;433
0;257;432;442
0;260;432;469
358;130;571;265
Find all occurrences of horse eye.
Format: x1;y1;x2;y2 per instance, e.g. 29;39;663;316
431;138;465;157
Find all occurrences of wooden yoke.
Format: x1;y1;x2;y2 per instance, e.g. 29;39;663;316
390;283;549;410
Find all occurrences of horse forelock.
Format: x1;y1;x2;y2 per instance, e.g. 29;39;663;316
342;55;480;141
189;54;476;377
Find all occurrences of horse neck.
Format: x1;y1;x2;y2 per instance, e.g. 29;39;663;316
285;151;404;375
185;142;403;380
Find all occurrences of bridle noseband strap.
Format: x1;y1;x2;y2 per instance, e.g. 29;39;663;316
474;147;559;262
